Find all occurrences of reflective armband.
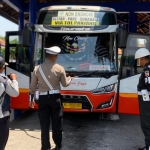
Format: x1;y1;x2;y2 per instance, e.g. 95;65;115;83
145;78;148;84
148;77;150;84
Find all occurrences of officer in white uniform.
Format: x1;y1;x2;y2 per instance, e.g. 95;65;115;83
135;48;150;150
0;56;19;150
29;46;72;150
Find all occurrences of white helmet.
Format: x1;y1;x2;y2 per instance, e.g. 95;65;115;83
134;48;150;59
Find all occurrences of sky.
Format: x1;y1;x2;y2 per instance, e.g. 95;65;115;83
0;16;18;37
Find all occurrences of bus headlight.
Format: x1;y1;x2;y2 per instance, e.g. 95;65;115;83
91;84;115;94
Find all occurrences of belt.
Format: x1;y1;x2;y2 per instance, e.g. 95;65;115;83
39;90;60;95
138;91;150;95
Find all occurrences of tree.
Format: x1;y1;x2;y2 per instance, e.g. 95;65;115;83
0;38;19;61
1;48;5;57
9;38;19;62
10;38;18;44
0;36;5;41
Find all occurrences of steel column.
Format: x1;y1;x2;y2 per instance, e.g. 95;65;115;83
13;10;24;118
34;2;150;12
18;10;24;45
18;10;24;30
129;11;137;33
29;0;37;24
29;0;37;65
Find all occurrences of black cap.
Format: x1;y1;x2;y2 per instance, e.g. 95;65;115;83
0;56;8;68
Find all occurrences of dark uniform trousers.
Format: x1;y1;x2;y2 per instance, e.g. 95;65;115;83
0;116;10;150
38;93;63;150
138;95;150;146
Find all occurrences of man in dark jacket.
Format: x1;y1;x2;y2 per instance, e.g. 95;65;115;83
0;56;19;150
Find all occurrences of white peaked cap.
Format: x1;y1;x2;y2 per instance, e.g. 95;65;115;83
44;46;61;55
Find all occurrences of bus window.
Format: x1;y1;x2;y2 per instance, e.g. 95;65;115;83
101;13;116;25
8;36;19;62
9;47;16;63
9;36;19;44
121;35;150;79
34;33;43;66
129;38;147;48
38;11;117;25
43;33;117;73
16;46;30;76
118;48;122;71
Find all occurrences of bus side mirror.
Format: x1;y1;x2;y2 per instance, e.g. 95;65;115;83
22;28;31;47
22;23;34;47
117;28;127;49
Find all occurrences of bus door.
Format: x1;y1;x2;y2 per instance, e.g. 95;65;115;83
5;31;30;76
5;31;31;109
118;33;150;115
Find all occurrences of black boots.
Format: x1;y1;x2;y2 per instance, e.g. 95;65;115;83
138;145;150;150
52;145;62;150
138;147;146;150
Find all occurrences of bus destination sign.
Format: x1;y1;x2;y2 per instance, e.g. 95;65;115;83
51;11;100;26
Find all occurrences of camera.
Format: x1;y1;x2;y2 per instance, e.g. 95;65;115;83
7;75;12;80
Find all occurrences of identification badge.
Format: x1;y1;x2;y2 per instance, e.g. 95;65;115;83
141;89;149;101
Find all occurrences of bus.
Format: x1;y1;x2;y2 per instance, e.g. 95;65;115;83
5;5;150;115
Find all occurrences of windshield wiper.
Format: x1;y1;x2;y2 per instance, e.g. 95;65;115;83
76;70;100;77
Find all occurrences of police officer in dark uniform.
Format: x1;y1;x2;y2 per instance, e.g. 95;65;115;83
29;46;72;150
135;48;150;150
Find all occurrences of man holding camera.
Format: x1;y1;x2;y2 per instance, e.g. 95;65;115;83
0;56;19;150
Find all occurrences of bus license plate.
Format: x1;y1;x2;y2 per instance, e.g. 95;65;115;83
63;103;82;109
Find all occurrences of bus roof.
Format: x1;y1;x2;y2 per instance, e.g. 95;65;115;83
39;5;116;12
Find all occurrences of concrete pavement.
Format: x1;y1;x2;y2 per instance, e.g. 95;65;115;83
6;110;144;150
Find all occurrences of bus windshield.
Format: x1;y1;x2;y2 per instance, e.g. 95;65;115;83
38;10;117;26
34;33;117;72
